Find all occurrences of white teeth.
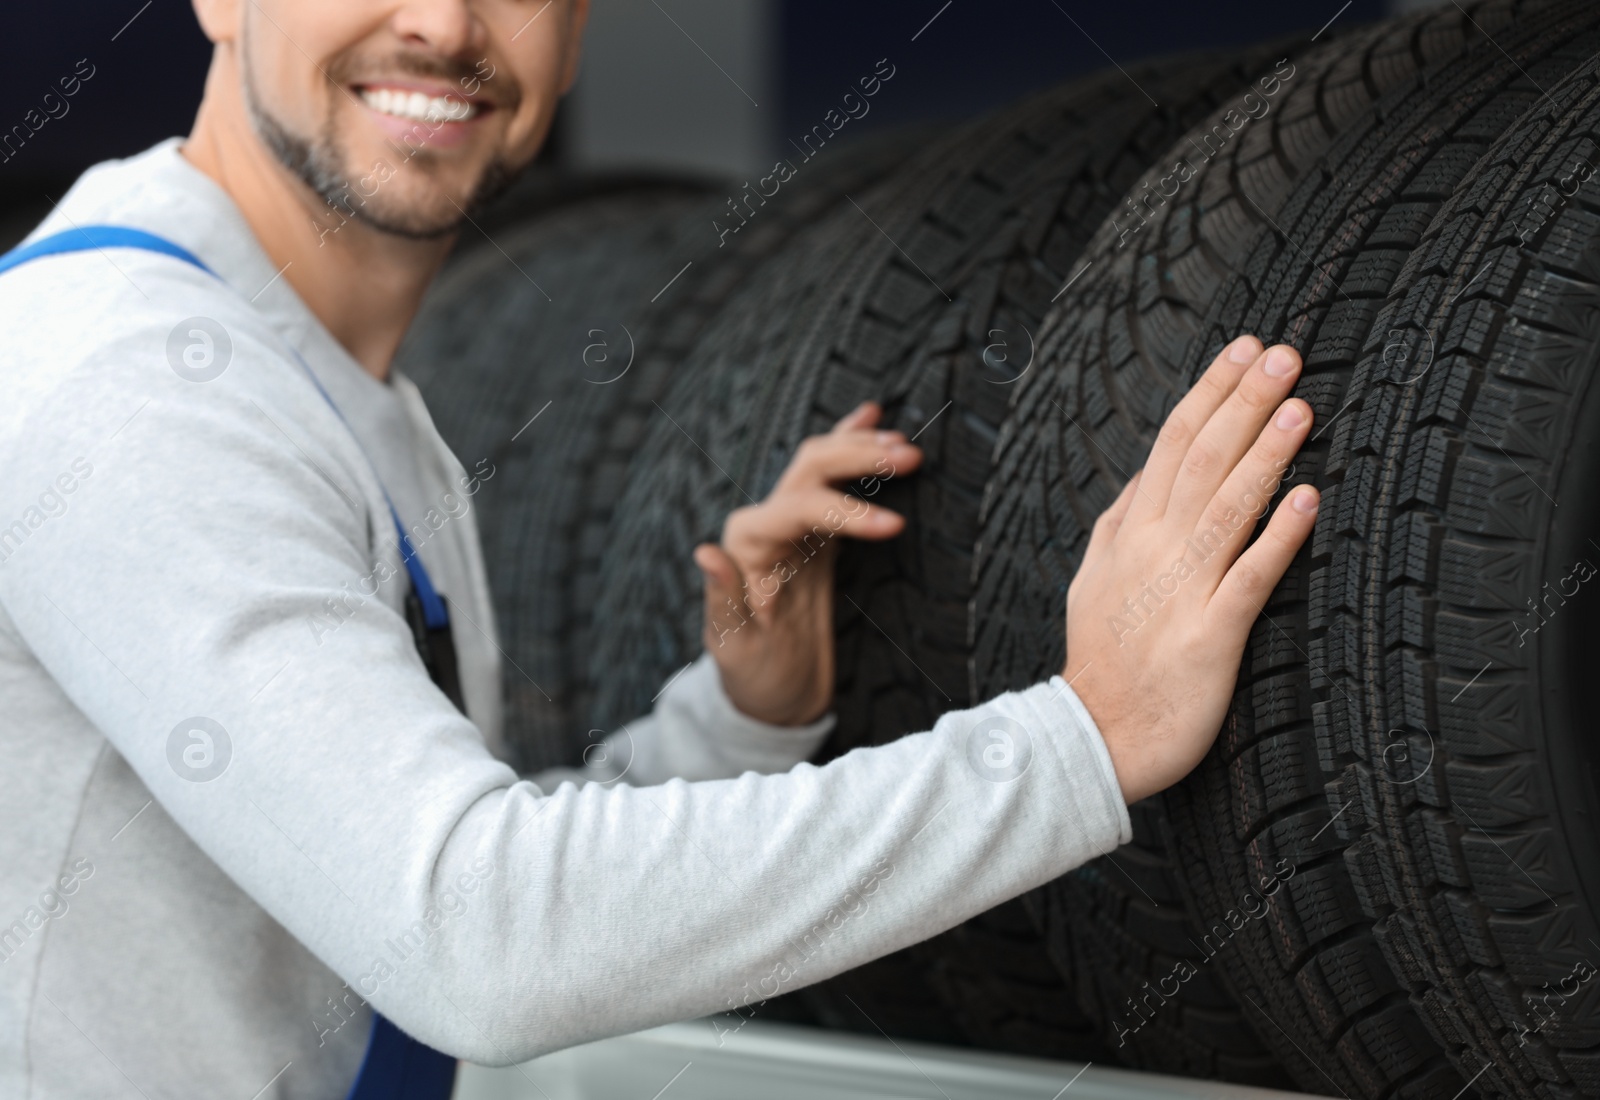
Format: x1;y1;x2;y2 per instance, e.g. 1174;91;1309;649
359;86;476;124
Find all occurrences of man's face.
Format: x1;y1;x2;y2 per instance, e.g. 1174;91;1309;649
233;0;586;238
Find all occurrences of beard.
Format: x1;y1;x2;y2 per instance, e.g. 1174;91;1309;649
242;44;522;240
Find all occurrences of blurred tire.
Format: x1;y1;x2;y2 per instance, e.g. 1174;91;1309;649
588;47;1310;1074
400;135;921;772
1289;37;1600;1100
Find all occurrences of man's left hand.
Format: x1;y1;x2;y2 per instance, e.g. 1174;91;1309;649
694;401;922;726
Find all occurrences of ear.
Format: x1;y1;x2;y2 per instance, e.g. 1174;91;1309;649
558;0;591;95
191;0;242;43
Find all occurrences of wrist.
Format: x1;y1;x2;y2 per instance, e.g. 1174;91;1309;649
710;653;830;728
1012;675;1134;848
1060;662;1147;805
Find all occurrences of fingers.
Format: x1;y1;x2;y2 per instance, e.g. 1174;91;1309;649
832;400;882;433
1135;335;1262;516
726;489;905;562
1188;395;1311;576
775;428;922;490
1084;470;1142;560
1207;485;1320;635
695;543;752;644
1165;344;1302;522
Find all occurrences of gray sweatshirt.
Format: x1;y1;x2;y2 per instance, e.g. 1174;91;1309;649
0;140;1131;1100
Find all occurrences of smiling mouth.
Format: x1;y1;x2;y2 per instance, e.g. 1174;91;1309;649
357;85;482;124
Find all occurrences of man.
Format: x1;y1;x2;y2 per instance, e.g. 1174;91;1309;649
0;0;1318;1096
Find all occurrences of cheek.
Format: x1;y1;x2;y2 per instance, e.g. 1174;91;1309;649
497;65;562;160
490;15;583;150
252;6;368;119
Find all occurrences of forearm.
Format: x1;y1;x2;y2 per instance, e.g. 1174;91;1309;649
529;653;834;790
0;352;1127;1065
366;673;1128;1062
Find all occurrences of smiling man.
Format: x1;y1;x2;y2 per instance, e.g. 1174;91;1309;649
0;2;1318;1097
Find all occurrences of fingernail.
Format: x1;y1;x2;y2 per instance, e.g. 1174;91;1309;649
877;431;904;445
1292;487;1319;514
1275;403;1306;430
1263;346;1298;377
1228;336;1259;364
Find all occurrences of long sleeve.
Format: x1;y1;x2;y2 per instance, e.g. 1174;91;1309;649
531;654;836;790
0;283;1131;1066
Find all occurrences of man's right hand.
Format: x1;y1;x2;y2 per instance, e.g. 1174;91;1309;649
1062;336;1319;805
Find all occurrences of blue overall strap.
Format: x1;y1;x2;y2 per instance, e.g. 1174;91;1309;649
0;227;459;1098
393;510;449;630
0;225;216;279
0;227;449;634
346;1016;461;1100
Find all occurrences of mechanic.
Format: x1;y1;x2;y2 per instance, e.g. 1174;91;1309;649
0;0;1319;1096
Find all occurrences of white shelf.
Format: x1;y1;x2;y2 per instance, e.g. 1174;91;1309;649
454;1018;1337;1100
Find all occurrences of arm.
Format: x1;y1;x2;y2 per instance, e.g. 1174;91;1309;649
623;337;1319;807
2;324;1309;1064
534;401;915;790
0;334;1125;1065
528;652;836;790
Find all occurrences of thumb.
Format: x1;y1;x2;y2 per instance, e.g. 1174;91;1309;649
695;543;755;647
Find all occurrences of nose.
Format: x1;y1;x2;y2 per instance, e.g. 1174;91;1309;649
389;0;485;59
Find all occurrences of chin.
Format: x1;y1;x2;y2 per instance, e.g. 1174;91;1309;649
345;194;470;239
326;139;517;238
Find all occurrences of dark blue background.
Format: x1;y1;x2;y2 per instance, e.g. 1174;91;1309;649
0;3;211;184
777;0;1381;139
0;0;1382;199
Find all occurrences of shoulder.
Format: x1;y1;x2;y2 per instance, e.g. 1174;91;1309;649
0;250;382;545
0;245;304;434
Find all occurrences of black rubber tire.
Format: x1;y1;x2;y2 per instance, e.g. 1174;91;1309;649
1160;9;1600;1100
756;43;1305;766
972;0;1578;1090
400;138;922;773
763;49;1310;1075
458;166;722;243
588;49;1308;1071
1145;11;1600;1100
799;896;1121;1060
585;163;906;733
398;181;721;773
1286;42;1600;1100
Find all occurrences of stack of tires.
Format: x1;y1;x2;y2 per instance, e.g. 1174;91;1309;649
398;1;1600;1095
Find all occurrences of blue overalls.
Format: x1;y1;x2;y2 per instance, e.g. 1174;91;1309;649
0;225;462;1099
